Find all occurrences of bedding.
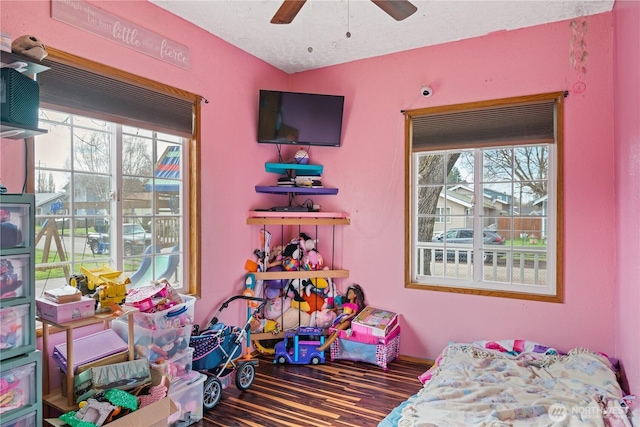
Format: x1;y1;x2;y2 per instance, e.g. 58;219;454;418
380;340;633;427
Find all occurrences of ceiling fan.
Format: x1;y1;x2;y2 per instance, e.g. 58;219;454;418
270;0;418;24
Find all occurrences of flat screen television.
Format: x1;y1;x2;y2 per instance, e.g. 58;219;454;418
257;89;344;147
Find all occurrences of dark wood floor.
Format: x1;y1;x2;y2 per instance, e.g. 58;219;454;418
194;355;431;427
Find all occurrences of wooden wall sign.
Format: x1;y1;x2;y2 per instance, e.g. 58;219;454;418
52;0;191;70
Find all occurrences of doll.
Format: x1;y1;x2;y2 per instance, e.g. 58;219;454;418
317;284;366;352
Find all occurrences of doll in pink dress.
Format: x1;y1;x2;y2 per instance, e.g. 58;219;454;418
317;284;366;352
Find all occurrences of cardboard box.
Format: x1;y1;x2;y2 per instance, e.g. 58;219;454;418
46;397;177;427
351;306;398;337
36;296;95;324
47;375;178;427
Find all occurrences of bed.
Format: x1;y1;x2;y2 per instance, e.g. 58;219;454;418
379;340;633;427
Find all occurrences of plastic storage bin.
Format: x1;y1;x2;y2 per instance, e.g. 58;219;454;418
329;324;401;370
0;410;37;427
167;372;205;427
112;319;192;363
150;347;194;380
0;361;36;417
129;294;196;330
0;303;32;359
0;254;30;300
0;203;31;249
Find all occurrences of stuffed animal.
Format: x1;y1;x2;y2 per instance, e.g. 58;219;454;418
302;249;324;270
12;35;48;61
286;280;311;311
250;317;280;334
282;233;317;271
263;296;291;320
309;309;337;328
274;307;310;330
302;292;325;314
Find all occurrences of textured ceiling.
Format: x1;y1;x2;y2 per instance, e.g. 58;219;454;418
150;0;614;74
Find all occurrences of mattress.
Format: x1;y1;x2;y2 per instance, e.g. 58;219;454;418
379;340;633;427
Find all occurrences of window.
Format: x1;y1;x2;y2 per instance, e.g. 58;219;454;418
435;207;451;223
405;93;564;301
29;48;201;304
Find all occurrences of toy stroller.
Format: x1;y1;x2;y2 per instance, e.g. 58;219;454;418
189;295;266;410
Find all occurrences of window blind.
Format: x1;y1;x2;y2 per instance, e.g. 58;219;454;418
411;99;557;151
37;57;194;138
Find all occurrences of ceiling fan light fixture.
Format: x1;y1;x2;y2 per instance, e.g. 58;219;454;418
271;0;307;24
371;0;417;21
270;0;417;24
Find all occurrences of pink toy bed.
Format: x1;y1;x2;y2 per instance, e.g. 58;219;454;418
379;340;634;427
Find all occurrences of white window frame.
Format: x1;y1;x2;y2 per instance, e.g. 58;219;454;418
34;110;190;295
435;207;451;223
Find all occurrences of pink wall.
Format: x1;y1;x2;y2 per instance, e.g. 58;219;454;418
2;0;633;394
613;0;640;395
292;13;617;362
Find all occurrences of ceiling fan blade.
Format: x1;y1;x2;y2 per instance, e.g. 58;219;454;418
371;0;417;21
270;0;307;24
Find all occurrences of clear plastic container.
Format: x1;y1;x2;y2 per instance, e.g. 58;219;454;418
0;254;30;300
0;303;31;357
150;347;194;380
0;202;31;249
0;410;37;427
167;372;205;427
0;362;36;416
112;319;192;363
130;294;196;330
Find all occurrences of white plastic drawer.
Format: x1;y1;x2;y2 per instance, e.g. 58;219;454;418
0;410;37;427
0;203;31;249
0;303;33;358
0;254;31;301
0;362;36;417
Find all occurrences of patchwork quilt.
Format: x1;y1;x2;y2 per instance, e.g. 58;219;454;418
382;340;632;427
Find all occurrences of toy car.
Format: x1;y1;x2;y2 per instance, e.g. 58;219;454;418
69;264;129;312
274;327;326;365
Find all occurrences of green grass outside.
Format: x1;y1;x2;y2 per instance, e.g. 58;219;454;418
35;247;140;281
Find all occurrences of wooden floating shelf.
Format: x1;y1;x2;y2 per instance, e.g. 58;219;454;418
250;331;286;341
247;216;350;226
252;269;349;280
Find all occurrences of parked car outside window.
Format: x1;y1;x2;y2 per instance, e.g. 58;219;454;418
431;228;505;262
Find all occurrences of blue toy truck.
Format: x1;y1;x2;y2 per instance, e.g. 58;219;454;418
274;327;326;365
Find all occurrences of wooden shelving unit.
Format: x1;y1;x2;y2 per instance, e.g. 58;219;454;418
246;211;350;349
247;211;350;281
39;305;138;412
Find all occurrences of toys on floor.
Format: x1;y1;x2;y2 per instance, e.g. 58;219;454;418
274;327;326;365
